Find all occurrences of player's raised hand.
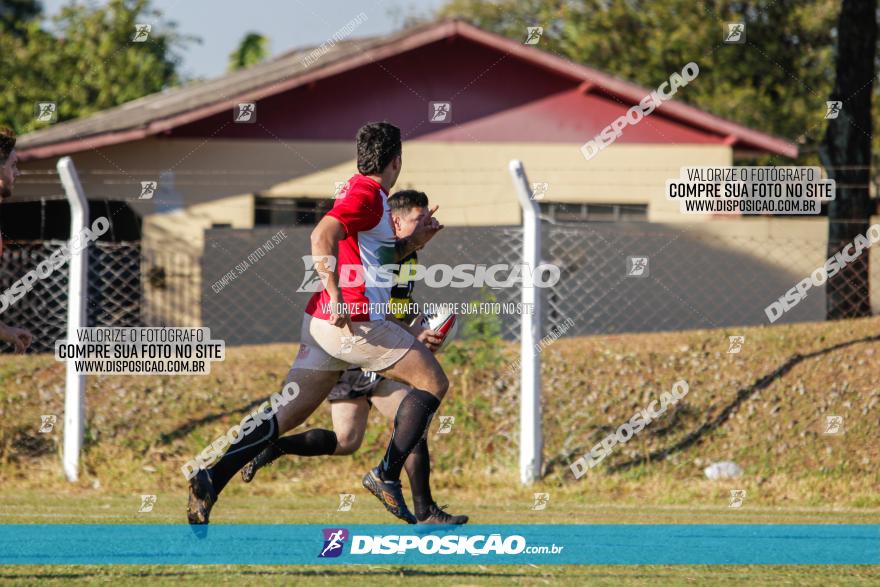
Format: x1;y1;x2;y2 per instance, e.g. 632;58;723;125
411;205;443;248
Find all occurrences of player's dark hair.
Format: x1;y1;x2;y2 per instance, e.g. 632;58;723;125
388;189;428;214
0;128;16;165
356;122;401;175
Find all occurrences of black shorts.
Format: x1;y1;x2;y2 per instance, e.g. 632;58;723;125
327;366;383;402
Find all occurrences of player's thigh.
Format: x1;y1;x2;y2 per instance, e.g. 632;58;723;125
275;367;341;433
376;342;448;399
330;398;370;455
370;379;411;420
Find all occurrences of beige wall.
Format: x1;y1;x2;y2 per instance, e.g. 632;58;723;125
19;137;354;253
18;136;880;323
19;138;734;248
663;215;880;315
267;142;734;226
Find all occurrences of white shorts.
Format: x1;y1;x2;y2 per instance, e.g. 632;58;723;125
292;313;415;372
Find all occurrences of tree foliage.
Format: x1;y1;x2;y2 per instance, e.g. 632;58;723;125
439;0;878;316
439;0;846;166
0;0;42;37
0;0;195;133
228;32;269;71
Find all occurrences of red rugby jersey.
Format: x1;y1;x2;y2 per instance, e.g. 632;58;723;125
304;174;397;321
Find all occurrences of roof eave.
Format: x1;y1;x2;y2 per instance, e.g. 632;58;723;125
452;21;798;159
19;21;460;160
18;19;797;160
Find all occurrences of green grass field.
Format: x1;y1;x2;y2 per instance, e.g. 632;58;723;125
0;495;878;586
1;317;878;584
2;563;877;586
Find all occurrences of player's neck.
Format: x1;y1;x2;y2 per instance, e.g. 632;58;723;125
365;173;392;195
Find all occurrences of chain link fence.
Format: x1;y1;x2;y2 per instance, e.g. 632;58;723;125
425;220;878;339
542;223;833;336
1;220;878;352
0;241;197;353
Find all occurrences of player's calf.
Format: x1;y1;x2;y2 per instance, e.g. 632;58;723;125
241;429;338;483
372;344;448;482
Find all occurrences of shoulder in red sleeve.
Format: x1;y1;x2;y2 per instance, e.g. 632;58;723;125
327;174;384;236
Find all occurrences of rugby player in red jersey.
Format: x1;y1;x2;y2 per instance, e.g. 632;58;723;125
188;123;450;525
239;189;467;525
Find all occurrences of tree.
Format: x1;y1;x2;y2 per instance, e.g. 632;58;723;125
439;0;880;320
228;32;269;71
0;0;196;133
819;0;876;319
438;0;842;165
0;0;41;37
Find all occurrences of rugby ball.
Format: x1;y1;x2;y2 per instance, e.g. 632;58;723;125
420;310;459;352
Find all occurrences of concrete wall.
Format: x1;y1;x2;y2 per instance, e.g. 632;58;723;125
40;137;880;339
265;142;734;226
199;216;880;344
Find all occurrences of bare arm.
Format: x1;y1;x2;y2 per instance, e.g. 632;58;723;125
385;314;442;352
310;215;348;328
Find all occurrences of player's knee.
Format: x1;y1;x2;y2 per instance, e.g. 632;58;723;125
334;429;363;455
425;370;449;399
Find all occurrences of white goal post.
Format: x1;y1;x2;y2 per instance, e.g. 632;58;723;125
57;157;88;482
508;160;543;484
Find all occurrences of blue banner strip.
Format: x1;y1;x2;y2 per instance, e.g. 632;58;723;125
0;524;876;565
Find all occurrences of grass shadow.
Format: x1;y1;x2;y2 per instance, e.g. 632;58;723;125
608;333;880;472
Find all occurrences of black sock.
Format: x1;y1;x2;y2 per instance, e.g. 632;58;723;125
404;437;434;520
378;388;440;482
275;428;338;456
209;414;279;494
